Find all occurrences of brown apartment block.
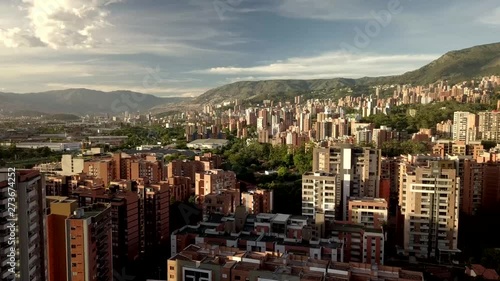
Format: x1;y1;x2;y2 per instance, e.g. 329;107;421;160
194;152;222;169
84;158;115;186
70;180;140;270
167;176;192;202
168;244;423;281
137;181;170;256
241;189;274;214
167;159;206;182
47;196;78;281
167;153;222;181
481;163;500;214
204;189;241;215
67;152;166;186
432;141;483;158
195;169;238;200
46;174;72;196
65;203;113;281
331;222;385;265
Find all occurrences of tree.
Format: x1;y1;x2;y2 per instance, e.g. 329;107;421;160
188;195;198;204
277;166;288;177
480;248;500;274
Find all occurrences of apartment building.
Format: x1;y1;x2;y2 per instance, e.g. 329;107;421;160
167;176;192;202
331;222;385;265
70;180;141;270
398;161;460;259
46;196;78;281
452;111;477;144
167;159;206;182
204;189;241;216
241;188;274;214
171;211;339;259
65;203;113;281
0;169;48;281
61;154;85;175
348;197;388;229
195;169;237;200
137;181;170;256
84;158;115;186
478;111;500;142
168;244;423;281
302;171;339;221
312;145;381;220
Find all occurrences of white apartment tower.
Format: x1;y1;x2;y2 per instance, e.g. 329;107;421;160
302;171;339;221
452;111;477;144
312;146;381;220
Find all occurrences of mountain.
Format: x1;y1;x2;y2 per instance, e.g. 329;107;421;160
0;88;190;115
196;42;500;104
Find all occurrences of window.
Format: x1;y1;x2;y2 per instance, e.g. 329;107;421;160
170;266;174;270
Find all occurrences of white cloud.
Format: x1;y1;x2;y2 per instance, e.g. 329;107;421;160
1;0;121;49
274;0;374;21
195;52;439;79
479;7;500;25
0;27;45;48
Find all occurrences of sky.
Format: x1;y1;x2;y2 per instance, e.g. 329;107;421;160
0;0;499;97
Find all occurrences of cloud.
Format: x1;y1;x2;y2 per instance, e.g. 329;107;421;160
0;27;46;48
274;0;375;21
479;7;500;25
194;52;439;79
1;0;121;49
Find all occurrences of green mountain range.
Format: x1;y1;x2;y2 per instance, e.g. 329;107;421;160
196;42;500;104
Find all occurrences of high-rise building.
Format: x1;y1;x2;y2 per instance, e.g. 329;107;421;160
0;169;48;281
452;111;477;143
478;111;500;142
46;196;78;281
312;146;381;220
70;181;141;270
241;189;274;214
203;189;240;216
61;154;85;175
398;161;460;259
302;171;339;221
348;197;388;229
194;169;237;200
137;181;170;256
65;203;113;281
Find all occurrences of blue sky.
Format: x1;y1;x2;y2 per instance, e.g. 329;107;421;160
0;0;499;96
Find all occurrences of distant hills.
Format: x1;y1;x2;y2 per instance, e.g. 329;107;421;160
2;43;498;115
0;89;190;115
196;42;500;104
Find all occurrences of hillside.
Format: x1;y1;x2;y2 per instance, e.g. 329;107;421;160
0;88;190;115
196;42;500;104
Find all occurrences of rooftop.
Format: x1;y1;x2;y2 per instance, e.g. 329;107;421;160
188;138;229;145
271;213;291;223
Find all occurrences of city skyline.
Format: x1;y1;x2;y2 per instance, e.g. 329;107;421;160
0;0;499;96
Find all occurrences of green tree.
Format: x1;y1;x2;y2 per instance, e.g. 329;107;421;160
277;166;288;177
